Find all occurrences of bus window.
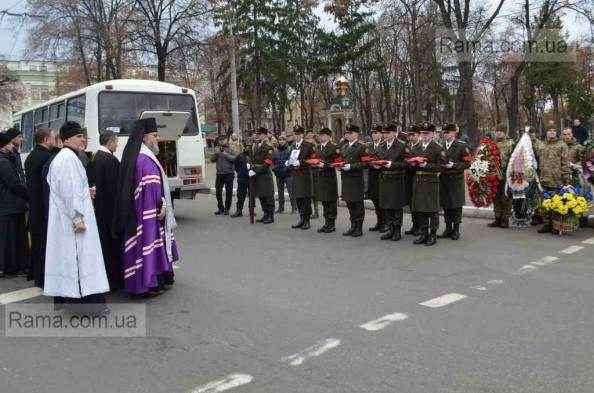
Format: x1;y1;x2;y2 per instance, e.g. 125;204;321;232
66;94;86;126
49;101;65;129
98;92;199;135
21;111;34;153
34;108;44;126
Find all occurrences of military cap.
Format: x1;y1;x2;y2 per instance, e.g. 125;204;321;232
371;124;383;133
443;123;458;132
420;122;436;132
346;124;360;133
255;127;268;135
408;124;421;134
318;127;332;136
382;122;398;132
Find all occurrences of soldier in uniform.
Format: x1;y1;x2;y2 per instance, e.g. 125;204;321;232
561;127;586;177
410;123;445;246
405;125;421;235
339;124;368;237
247;127;275;224
305;130;320;219
313;128;339;233
438;123;471;240
535;127;571;233
287;126;316;230
488;125;515;228
367;124;386;232
375;122;408;241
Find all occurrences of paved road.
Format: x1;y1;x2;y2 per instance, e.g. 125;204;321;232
1;196;594;393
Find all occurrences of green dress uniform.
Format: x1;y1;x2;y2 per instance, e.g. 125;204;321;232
411;141;445;243
248;141;275;222
439;139;471;239
314;142;339;232
340;141;368;235
490;137;514;227
377;138;408;240
406;142;422;234
366;141;384;230
289;140;316;226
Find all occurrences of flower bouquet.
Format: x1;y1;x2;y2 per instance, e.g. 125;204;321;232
305;157;321;166
406;156;427;166
465;137;501;207
541;186;593;235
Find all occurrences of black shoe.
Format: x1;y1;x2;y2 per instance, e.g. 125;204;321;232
231;211;243;218
325;223;336;233
500;217;510;228
425;231;437;246
292;216;305;228
487;219;501;228
438;223;452;239
223;210;230;216
214;210;224;215
404;227;416;235
413;232;428;245
317;224;328;233
380;224;394;240
391;228;402;241
343;223;355;236
537;225;551;234
351;222;363;237
301;220;311;230
450;224;460;240
369;223;382;232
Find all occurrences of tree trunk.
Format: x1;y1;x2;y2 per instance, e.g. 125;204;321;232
458;61;477;143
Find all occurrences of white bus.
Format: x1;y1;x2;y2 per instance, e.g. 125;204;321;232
13;79;207;199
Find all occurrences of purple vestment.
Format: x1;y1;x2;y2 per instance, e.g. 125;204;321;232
123;153;178;294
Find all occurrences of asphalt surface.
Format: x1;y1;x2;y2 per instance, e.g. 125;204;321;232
1;195;594;393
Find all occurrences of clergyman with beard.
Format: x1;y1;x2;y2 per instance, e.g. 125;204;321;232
113;118;179;296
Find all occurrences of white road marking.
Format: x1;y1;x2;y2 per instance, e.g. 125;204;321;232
419;293;467;308
360;313;408;331
486;279;504;285
581;237;594;245
282;338;341;366
531;256;560;266
515;265;538;275
470;285;487;291
560;245;584;255
0;287;42;305
192;374;253;393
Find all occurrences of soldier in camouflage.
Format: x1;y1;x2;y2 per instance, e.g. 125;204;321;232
488;126;515;228
534;127;571;233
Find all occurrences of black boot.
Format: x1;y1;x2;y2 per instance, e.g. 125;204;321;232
292;215;304;228
438;222;453;238
325;221;336;233
487;218;501;228
425;230;437;246
500;217;510;228
380;224;394;240
405;226;417;235
317;221;328;233
351;221;363;237
343;222;355;236
262;211;274;224
450;223;460;240
301;219;311;230
391;226;402;241
413;230;428;245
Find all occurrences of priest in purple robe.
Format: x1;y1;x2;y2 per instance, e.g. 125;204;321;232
114;118;179;296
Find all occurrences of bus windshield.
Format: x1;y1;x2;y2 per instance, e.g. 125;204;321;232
98;92;199;136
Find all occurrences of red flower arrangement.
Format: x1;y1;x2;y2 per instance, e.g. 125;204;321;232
465;137;502;207
405;156;428;165
263;158;273;166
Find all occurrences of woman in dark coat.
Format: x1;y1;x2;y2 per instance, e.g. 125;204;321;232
0;132;29;277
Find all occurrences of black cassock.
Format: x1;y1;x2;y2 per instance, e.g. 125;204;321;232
24;145;52;286
88;150;122;291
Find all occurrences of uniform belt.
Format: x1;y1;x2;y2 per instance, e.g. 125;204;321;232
416;171;439;176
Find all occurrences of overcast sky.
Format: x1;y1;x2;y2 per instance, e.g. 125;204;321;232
0;1;590;61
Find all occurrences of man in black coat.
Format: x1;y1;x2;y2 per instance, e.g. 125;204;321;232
367;124;385;232
439;123;471;240
287;126;316;230
24;128;58;286
572;119;590;146
87;131;122;290
247;128;275;224
313;128;339;233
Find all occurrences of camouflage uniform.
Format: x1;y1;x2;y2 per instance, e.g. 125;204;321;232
491;137;515;226
565;140;586;188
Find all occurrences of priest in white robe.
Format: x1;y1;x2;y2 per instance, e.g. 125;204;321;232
44;121;109;313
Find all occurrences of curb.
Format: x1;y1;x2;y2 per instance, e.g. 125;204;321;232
204;187;495;220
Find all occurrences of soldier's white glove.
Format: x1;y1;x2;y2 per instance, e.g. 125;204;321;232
419;161;427;168
385;161;392;168
342;164;351;171
285;160;290;167
293;160;300;167
445;161;454;169
246;163;251;170
248;170;256;177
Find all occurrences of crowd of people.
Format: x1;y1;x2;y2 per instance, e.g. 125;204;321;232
211;120;593;242
0;119;180;315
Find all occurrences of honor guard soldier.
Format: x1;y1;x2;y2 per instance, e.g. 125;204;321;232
313;128;339;233
338;124;368;237
410;122;445;246
405;124;421;235
287;126;316;230
367;124;386;232
247;127;276;224
376;122;408;241
439;123;471;240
